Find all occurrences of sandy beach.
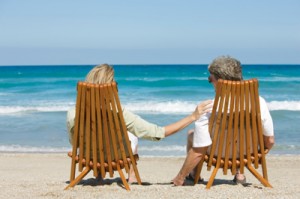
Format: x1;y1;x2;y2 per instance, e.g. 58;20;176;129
0;153;299;199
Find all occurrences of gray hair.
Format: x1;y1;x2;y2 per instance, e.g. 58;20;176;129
85;64;114;84
208;56;243;81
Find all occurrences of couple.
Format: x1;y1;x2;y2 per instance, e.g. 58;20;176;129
67;55;275;186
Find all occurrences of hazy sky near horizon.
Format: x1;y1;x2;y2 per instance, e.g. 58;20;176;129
0;0;299;65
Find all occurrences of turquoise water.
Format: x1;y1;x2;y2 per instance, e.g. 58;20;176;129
0;65;299;156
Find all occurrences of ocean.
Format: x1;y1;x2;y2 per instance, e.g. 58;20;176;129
0;64;299;156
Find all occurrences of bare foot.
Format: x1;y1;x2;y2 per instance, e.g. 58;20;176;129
233;173;246;184
128;166;138;184
128;175;138;184
172;176;185;186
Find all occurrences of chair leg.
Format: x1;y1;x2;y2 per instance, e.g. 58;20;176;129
194;157;204;185
117;164;130;191
64;167;91;190
70;161;76;181
131;162;142;185
247;165;272;188
206;168;219;189
260;157;269;180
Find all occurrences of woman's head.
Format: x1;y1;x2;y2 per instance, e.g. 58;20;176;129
208;56;243;81
85;64;114;84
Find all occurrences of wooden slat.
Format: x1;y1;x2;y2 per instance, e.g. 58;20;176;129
224;81;235;174
239;81;245;173
103;85;120;169
90;84;98;176
85;85;91;167
95;84;106;178
208;80;226;170
249;80;259;168
209;80;222;133
231;82;240;175
107;84;130;172
111;82;142;184
78;83;87;172
216;80;230;174
244;81;252;166
254;79;268;180
70;82;83;181
100;84;114;177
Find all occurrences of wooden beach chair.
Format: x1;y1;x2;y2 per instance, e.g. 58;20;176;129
65;82;141;191
193;79;272;189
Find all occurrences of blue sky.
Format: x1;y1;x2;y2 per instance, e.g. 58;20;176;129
0;0;299;65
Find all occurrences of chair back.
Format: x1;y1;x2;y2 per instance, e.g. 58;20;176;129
66;81;141;190
207;78;266;175
194;79;272;188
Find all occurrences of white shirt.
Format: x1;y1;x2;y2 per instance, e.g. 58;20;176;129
193;96;274;148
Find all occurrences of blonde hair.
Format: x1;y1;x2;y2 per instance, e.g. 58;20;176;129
85;64;114;84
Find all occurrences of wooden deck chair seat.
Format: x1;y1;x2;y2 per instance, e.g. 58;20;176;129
193;79;272;189
67;152;139;172
65;82;141;191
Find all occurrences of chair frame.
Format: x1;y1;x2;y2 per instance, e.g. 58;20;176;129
194;79;272;189
65;82;141;191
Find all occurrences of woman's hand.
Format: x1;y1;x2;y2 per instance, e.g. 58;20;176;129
191;100;213;121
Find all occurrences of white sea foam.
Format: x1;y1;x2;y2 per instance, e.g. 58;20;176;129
124;100;300;113
0;144;185;154
267;101;300;111
1;144;297;155
259;77;300;82
0;105;72;114
124;101;197;114
121;77;208;81
0;100;75;114
0;145;70;153
138;145;186;152
0;100;299;115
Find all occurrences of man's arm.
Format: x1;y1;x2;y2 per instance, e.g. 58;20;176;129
264;135;275;151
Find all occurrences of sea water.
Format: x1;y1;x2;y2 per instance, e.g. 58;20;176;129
0;65;299;156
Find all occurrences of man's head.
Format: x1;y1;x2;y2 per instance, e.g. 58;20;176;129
85;63;114;84
208;56;243;88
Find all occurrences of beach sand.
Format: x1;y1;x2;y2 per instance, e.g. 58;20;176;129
0;153;299;199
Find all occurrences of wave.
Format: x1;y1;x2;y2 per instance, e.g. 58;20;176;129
118;76;300;82
258;77;300;82
119;77;208;82
1;100;300;115
1;144;299;155
267;101;300;111
138;145;186;152
124;101;197;114
123;100;300;112
0;145;70;153
0;144;185;154
0;104;74;114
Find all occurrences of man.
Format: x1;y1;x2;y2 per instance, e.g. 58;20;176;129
172;56;275;186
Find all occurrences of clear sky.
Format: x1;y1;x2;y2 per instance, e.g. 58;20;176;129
0;0;299;65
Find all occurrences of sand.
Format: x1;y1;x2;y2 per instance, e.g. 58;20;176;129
0;153;299;199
